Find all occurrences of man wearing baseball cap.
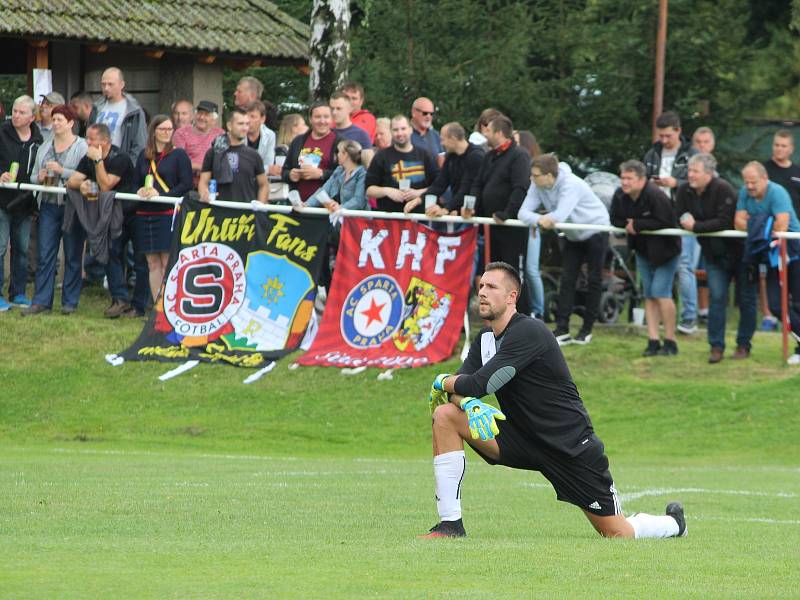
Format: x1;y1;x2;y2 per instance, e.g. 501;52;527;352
38;91;65;143
172;100;224;187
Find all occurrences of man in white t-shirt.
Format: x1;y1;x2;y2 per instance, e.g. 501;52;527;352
643;111;698;334
89;67;147;164
642;111;695;201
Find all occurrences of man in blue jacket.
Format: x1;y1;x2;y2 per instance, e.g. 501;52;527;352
519;154;610;345
735;161;800;365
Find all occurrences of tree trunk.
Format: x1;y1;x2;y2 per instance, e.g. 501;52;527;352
309;0;351;103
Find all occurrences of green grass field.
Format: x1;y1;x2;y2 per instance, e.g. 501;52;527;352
1;286;799;598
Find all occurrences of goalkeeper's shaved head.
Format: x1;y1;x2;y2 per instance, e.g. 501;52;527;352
485;261;521;295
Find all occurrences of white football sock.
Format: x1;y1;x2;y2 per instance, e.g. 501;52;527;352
434;450;465;521
626;512;680;538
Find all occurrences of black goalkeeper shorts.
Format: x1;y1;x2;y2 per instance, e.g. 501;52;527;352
471;420;622;517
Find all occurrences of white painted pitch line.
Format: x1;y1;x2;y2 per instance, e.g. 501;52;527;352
45;447;431;465
694;515;800;526
631;465;800;474
38;449;800;479
618;487;798;500
520;483;798;500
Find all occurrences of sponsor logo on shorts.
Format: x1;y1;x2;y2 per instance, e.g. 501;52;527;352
589;501;602;510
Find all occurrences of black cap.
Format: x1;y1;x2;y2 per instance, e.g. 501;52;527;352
196;100;218;113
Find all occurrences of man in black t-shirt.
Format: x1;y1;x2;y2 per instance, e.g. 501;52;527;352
199;106;268;204
763;129;800;217
420;262;688;540
365;114;438;213
68;122;149;318
424;122;484;216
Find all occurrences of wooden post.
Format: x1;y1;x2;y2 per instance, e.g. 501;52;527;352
26;40;49;95
652;0;668;140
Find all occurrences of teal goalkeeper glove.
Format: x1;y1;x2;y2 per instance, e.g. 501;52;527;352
429;374;450;415
460;397;506;441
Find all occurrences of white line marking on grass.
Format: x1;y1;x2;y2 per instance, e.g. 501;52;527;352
47;447;433;466
632;465;800;474
50;447;299;462
695;516;800;526
618;487;798;500
520;483;798;500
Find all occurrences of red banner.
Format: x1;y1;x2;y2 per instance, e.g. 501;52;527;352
298;217;477;369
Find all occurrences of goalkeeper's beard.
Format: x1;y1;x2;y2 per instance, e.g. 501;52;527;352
478;303;499;322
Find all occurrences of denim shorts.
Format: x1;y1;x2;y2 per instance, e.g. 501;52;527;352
636;253;679;298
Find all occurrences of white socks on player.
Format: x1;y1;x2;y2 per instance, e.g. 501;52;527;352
434;450;466;521
626;512;680;538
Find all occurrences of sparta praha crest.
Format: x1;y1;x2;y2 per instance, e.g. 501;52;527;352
164;242;246;338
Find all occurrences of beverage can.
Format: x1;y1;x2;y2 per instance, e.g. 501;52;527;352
9;161;19;182
144;174;154;189
208;179;217;201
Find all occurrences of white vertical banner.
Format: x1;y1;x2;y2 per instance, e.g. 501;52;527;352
33;69;53;100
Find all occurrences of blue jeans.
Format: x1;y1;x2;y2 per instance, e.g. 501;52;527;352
525;227;545;316
106;212;150;312
0;207;32;299
678;235;701;321
636;253;679;298
705;256;756;350
32;202;86;309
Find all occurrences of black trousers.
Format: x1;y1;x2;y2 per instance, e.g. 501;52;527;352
488;224;530;315
766;260;800;343
556;232;607;330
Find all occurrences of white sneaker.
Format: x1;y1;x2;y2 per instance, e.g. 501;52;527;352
787;353;800;366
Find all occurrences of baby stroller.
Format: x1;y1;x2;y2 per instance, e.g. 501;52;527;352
543;239;641;325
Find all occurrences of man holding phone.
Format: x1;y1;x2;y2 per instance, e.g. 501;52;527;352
644;111;698;333
643;112;695;200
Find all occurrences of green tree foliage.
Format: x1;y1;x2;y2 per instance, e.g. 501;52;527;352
225;0;797;171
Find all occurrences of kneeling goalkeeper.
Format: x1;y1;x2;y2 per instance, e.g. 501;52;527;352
421;261;686;539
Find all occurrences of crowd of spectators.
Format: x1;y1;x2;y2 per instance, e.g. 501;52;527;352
1;69;799;364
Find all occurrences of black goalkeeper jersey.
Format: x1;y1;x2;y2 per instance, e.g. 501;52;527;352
454;313;595;457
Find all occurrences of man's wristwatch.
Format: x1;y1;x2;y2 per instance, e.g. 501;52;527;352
93;158;102;164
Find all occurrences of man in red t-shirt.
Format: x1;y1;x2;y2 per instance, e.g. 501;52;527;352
172;100;225;187
282;102;342;201
341;81;376;143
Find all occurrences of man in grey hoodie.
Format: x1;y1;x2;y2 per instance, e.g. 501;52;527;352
518;154;610;345
89;67;147;165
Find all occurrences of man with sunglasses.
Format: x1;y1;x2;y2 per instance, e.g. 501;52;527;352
410;97;443;166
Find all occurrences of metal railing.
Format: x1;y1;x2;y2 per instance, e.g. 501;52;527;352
3;181;797;361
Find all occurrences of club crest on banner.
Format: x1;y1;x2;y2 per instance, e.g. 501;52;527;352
163;242;246;340
393;277;452;352
227;251;315;351
341;274;404;348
